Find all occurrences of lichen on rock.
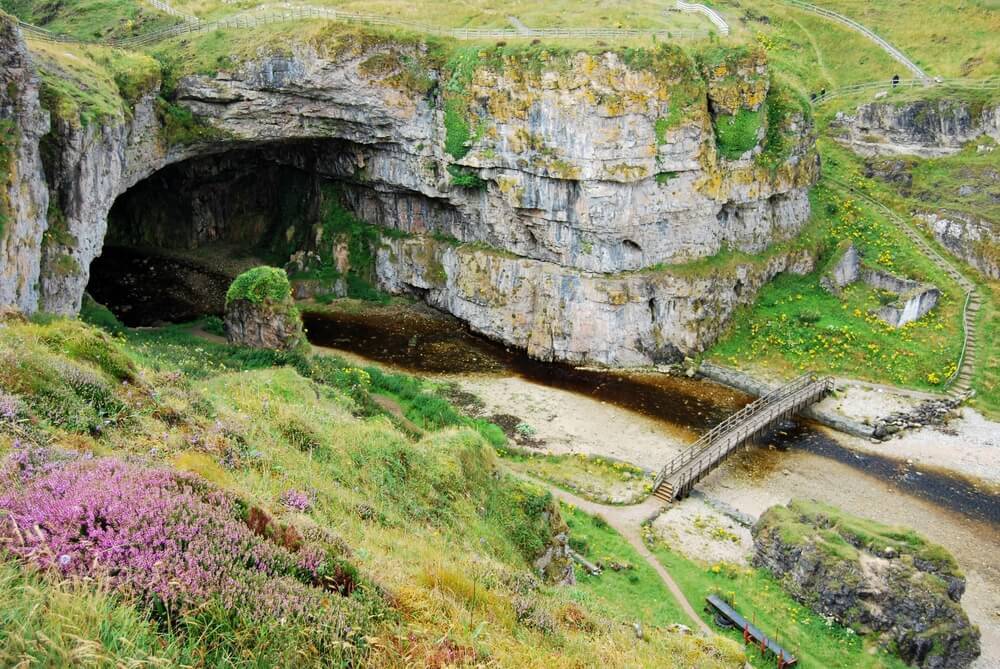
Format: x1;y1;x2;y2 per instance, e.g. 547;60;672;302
753;499;980;669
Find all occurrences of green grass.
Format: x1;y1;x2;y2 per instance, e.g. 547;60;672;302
714;107;764;159
561;505;696;630
648;542;910;669
501;450;653;505
1;0;178;41
760;499;960;576
0;314;748;668
809;139;1000;410
26;39;160;125
708;172;964;391
760;0;1000;78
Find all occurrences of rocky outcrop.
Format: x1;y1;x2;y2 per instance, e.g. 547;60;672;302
861;268;940;327
831;98;1000;157
377;236;814;365
0;22;819;364
225;298;306;351
916;211;999;279
224;267;307;351
753;499;980;669
819;241;860;294
0;15;49;313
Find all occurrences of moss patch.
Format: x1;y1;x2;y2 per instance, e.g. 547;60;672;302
225;266;292;305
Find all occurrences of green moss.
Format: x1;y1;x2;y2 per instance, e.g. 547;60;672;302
756;83;811;171
759;499;962;578
654;171;678;184
713;107;763;159
0;119;14;241
156;98;226;147
447;164;487;189
225;266;292;305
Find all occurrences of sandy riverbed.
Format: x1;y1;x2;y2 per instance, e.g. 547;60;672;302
456;371;1000;668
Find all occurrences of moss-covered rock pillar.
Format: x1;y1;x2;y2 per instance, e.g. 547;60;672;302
224;266;308;352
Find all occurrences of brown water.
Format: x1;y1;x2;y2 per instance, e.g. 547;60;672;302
302;305;1000;526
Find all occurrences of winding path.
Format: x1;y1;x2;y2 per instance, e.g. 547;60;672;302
512;473;713;636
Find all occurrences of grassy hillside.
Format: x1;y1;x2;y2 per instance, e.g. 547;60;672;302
0;313;745;667
0;0;177;40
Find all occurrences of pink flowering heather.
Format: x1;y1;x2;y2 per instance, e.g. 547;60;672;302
281;488;312;512
0;444;344;620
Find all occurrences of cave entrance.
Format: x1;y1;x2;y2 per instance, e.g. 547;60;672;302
86;141;363;326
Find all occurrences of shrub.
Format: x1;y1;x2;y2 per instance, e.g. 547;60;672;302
226;266;292;306
0;444;361;622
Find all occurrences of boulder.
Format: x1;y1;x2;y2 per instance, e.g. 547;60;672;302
820;242;861;294
224;267;307;352
753;499;980;669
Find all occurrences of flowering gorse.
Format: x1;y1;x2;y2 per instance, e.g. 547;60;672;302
0;444;343;620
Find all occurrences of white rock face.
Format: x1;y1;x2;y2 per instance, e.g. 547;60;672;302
0;25;819;363
831;98;1000;157
916;211;999;280
377;237;815;364
0;19;49;313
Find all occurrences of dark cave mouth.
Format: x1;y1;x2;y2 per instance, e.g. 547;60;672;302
86;141;383;327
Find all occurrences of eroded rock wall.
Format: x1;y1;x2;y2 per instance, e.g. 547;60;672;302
0;22;819;364
831;98;1000;157
0;17;49;313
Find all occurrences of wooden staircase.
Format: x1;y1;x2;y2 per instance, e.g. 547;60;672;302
652;374;834;503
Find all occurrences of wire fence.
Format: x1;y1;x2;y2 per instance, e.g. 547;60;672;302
674;1;729;36
813;77;1000;105
780;0;928;80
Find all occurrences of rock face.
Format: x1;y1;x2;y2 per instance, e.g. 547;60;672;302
0;16;49;313
916;211;999;279
378;236;813;365
753;499;980;669
831;98;1000;157
225;298;306;351
0;22;819;363
862;269;940;328
820;242;861;294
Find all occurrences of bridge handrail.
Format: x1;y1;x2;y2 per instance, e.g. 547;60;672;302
653;373;821;488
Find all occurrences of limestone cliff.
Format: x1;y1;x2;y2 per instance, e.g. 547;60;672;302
0;19;819;364
831;97;1000;157
0;17;49;313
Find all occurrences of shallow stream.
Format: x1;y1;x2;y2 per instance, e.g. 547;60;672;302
302;307;1000;527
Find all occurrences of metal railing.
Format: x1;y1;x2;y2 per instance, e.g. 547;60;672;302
653;373;827;491
813;77;1000;105
17;5;710;48
674;1;729;36
780;0;928;80
142;0;201;23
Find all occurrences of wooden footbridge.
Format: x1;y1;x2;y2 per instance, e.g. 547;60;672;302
652;373;834;503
